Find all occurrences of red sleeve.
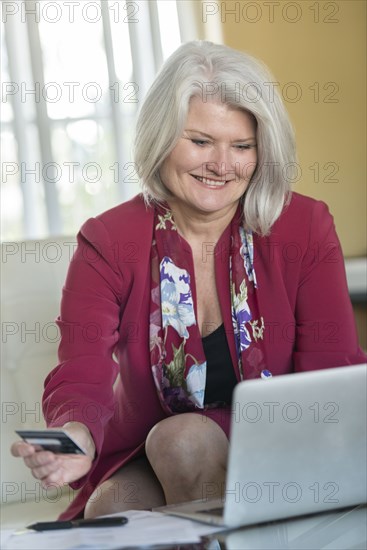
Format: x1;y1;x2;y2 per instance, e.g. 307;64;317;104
42;217;124;460
293;200;366;371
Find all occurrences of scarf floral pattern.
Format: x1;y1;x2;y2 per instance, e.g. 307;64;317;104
150;205;265;414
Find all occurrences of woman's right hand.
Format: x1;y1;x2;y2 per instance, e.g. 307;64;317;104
10;422;96;488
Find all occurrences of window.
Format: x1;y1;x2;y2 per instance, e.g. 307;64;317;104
1;0;183;240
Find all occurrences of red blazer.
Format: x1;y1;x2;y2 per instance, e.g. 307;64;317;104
43;192;366;519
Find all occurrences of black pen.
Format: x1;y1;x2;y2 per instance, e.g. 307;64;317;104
27;517;128;531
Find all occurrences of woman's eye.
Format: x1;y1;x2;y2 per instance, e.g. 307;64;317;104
235;144;256;150
191;139;209;146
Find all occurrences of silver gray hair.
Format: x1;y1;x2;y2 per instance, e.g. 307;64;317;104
134;41;296;236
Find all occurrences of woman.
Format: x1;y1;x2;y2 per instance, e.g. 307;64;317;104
11;41;366;520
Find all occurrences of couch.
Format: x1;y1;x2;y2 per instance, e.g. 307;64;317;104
1;237;77;529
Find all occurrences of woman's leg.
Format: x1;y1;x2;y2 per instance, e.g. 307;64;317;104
145;413;229;504
84;455;166;518
85;412;228;517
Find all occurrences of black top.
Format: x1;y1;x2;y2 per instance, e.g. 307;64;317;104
202;324;238;405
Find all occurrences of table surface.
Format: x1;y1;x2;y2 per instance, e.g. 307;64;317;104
166;504;367;550
2;504;365;550
209;503;366;550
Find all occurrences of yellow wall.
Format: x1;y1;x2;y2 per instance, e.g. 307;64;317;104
200;0;366;257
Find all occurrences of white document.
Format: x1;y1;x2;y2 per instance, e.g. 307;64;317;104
3;510;224;549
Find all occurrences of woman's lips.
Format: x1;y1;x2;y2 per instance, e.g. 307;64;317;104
191;174;228;187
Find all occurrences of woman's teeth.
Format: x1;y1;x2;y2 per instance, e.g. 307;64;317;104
194;175;226;187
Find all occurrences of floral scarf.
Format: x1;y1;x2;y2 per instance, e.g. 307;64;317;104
149;203;265;415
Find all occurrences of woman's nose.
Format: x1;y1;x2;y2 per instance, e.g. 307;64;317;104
205;146;234;177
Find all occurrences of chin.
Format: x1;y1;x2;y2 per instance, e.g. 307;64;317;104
192;197;237;214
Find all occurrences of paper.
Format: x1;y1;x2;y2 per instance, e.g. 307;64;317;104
1;530;15;548
3;510;224;549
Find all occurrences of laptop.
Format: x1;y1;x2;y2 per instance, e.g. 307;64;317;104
157;364;367;528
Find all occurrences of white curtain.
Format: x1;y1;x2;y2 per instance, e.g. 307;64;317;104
1;0;187;240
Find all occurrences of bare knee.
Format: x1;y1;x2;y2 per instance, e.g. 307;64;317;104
145;414;228;502
146;414;228;465
147;416;205;471
84;480;115;518
84;477;136;518
84;457;165;518
146;423;196;488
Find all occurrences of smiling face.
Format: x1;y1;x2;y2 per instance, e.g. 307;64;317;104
159;95;258;222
